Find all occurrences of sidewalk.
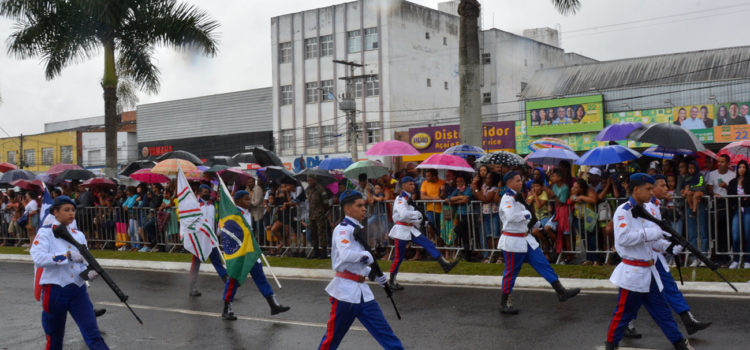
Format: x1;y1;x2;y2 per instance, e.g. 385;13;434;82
3;254;748;295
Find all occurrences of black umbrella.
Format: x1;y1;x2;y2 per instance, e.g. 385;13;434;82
156;150;203;165
119;160;156;177
627;123;706;152
56;169;96;181
205;164;231;174
231;152;257;164
264;166;298;184
204;156;238;167
251;147;283;167
0;169;35;187
478;151;525;167
294;168;337;186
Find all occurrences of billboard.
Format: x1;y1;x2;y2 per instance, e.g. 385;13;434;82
714;102;750;126
525;95;604;136
408;121;515;154
606;108;672;148
672;104;715;129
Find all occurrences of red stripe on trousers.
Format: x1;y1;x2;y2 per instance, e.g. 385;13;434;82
225;279;235;303
389;239;401;274
45;334;51;350
503;253;514;294
607;289;630;343
42;285;51;313
320;297;338;350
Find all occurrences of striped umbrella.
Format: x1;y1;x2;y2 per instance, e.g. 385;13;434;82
528;137;574;152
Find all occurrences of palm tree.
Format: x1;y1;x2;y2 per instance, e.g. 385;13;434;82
1;0;219;176
457;0;579;146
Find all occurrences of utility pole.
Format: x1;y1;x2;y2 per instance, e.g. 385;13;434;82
334;59;364;162
458;0;482;147
18;133;24;169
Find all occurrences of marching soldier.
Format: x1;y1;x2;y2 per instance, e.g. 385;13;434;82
498;172;580;314
604;173;693;350
318;190;403;349
222;190;290;320
388;176;459;290
30;196;109;350
306;174;330;259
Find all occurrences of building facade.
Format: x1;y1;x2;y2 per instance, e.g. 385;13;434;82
0;131;78;172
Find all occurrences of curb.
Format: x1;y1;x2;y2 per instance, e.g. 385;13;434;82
3;254;748;294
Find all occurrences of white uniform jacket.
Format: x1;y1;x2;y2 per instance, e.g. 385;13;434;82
30;219;89;287
645;198;672;271
610;197;666;293
325;217;374;304
497;189;537;253
388;192;422;241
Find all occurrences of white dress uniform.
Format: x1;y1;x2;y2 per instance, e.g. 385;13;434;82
326;216;374;304
31;218;88;287
645;198;672;270
388;192;422;240
497;189;538;253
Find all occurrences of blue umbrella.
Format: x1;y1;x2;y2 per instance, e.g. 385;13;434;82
318;157;353;171
595;122;643;141
642;145;693;160
443;144;486;159
527;148;579;166
576;145;641;166
0;169;36;187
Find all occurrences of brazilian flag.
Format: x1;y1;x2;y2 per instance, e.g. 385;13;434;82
217;182;262;285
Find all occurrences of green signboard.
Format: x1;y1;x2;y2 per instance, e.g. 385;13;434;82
525;95;604;136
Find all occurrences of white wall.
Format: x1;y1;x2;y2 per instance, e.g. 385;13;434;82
81;132;137;167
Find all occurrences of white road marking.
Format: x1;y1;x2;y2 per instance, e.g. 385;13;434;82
595;347;659;350
97;301;366;331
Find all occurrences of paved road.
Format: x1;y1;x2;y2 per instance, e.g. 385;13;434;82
2;261;748;350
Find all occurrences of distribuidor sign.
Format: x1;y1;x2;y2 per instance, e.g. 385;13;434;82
408;121;515;153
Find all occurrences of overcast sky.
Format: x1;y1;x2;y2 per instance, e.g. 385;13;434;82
1;0;749;136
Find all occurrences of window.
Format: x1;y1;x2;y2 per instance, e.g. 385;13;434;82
540;63;544;69
524;59;528;67
365;76;379;97
306;127;319;148
60;146;73;163
280;129;294;150
321;125;336;148
444;82;449;90
7;151;16;164
305;82;319;104
426;78;431;87
320;35;333;56
443;37;447;46
320;80;334;101
521;82;528;91
24;149;35;166
88;150;101;165
279;85;293;105
425;32;430;40
304;38;318;59
347;30;361;53
482;53;491;64
354;78;363;98
364;27;378;50
42;147;53;165
279;42;291;63
482;92;492;105
366;122;381;144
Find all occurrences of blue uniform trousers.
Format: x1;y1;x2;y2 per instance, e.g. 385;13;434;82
192;247;227;279
318;296;403;350
389;234;441;275
501;245;558;295
223;262;273;303
606;278;683;345
656;261;690;314
41;284;108;350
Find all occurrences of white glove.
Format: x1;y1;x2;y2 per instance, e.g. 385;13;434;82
375;274;387;287
86;270;99;281
360;251;374;265
68;251;85;263
671;245;684;255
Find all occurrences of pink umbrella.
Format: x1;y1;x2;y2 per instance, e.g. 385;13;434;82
218;167;252;186
719;141;750;165
365;140;419;156
416;154;475;173
48;163;83;176
0;162;17;173
81;177;117;190
130;168;170;184
184;169;205;181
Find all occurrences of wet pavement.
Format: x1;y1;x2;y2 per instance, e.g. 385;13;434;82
2;261;748;350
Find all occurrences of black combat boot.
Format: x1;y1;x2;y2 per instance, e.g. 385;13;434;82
623;321;642;339
389;273;404;291
222;302;237;321
500;293;519;315
189;289;202;297
679;311;711;335
94;308;107;317
604;341;616;350
551;280;581;302
266;295;291;315
673;338;695;350
438;256;459;273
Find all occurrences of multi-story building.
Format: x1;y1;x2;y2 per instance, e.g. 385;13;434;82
0;131;78;173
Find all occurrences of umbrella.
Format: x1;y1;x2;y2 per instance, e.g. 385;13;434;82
10;179;43;192
595;122;643;141
343;160;389;180
576;145;641;166
130;169;170;184
156;150;203;165
0;169;36;187
48;163;83;176
81;177;117;190
528;137;574;152
218;168;252;186
251;147;283;167
294;168;338;186
151;159;198;176
365;140;419;156
627;123;706;152
36;173;53;184
205;164;231;173
56;169;96;181
443;144;486;159
264;166;298;184
318;157;353;171
231;152;257;164
417;154;475;172
643;146;718;160
119;160;156;177
184;169;205;181
204;156;238;167
477;151;525;167
0;162;18;173
527;148;580;166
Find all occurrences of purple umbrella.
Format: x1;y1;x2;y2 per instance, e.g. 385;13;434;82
595;122;643;141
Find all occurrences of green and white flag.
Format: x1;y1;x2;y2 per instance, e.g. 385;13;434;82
177;166;218;261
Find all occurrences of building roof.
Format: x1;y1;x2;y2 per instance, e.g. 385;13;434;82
522;46;750;99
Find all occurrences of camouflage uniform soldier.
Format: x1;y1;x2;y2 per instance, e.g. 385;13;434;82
307;175;330;259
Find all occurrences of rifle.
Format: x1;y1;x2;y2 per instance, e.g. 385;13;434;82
406;197;437;236
352;225;402;320
515;191;538;231
53;225;144;324
631;205;738;292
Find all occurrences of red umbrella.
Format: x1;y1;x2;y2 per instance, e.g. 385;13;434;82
48;163;84;176
0;162;17;173
218;167;252;187
10;179;43;192
130;168;170;184
81;177;117;190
